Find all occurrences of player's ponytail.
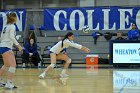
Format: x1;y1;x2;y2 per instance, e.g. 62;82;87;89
61;32;73;48
7;12;17;24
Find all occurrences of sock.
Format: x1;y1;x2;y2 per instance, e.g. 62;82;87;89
43;72;46;75
7;79;12;83
61;69;66;74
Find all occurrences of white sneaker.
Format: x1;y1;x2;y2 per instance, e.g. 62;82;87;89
22;63;26;68
5;82;17;89
60;73;69;78
39;72;46;79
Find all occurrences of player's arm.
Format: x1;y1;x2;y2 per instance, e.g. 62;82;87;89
9;29;22;51
68;41;90;53
81;46;90;53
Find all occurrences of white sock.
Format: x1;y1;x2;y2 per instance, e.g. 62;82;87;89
43;72;46;75
7;79;12;83
61;69;66;74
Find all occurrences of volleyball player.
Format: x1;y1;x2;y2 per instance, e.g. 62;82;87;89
39;32;90;79
0;12;23;89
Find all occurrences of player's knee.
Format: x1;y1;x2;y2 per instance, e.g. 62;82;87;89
8;67;16;73
2;65;9;71
66;58;71;63
49;63;56;68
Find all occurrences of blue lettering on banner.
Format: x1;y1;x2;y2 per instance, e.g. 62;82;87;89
115;49;137;55
0;9;26;31
44;7;140;30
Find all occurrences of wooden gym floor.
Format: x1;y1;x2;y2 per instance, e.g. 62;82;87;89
0;64;140;93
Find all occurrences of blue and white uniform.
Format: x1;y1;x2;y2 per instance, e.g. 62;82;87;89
50;39;82;54
0;24;19;54
128;29;140;40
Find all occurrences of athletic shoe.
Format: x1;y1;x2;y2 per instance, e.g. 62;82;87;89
39;72;46;79
22;63;26;68
5;82;17;89
0;82;5;87
60;73;69;78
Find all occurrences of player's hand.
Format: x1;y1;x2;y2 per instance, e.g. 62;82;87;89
29;53;33;56
81;46;90;53
85;48;90;53
17;44;23;51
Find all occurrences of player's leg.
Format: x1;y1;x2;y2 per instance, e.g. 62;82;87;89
39;53;57;79
56;53;71;78
22;51;29;67
0;65;9;87
56;53;71;69
32;52;41;66
2;50;17;89
0;48;11;86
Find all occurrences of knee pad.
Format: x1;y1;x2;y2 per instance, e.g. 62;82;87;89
66;58;71;63
49;64;56;68
8;67;16;73
2;66;9;71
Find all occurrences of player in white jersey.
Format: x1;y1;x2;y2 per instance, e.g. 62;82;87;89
39;32;90;79
0;12;23;89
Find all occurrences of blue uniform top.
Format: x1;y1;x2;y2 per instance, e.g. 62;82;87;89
24;42;37;55
128;29;140;40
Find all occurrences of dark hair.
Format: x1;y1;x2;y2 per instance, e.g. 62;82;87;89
7;12;17;24
28;38;36;46
61;32;74;48
132;23;136;26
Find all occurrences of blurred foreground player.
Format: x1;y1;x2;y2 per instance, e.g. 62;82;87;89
0;12;23;89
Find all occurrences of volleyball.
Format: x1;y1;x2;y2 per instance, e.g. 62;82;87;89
82;25;90;33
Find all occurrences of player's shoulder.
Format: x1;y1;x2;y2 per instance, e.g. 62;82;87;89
7;24;15;29
128;29;132;33
64;39;74;44
64;39;71;43
135;29;139;31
